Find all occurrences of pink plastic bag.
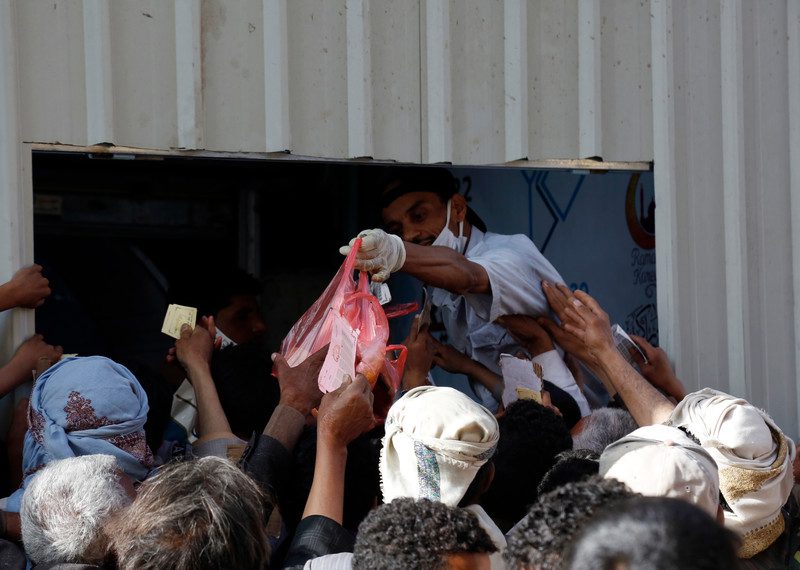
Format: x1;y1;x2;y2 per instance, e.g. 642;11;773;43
279;238;410;394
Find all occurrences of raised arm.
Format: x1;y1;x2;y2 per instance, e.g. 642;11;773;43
339;228;490;295
175;317;235;443
401;242;490;295
282;375;374;568
302;374;374;522
496;314;592;417
431;339;503;402
628;334;686;402
239;346;328;507
538;282;674;426
400;316;435;391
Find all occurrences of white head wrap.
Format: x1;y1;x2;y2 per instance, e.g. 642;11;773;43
669;388;795;558
380;386;499;507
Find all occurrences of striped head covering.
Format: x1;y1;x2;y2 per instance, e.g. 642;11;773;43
380;386;499;507
669;388;795;558
6;356;153;512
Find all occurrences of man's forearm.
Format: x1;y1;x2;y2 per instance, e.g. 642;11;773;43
463;360;503;402
303;442;348;523
0;283;19;313
402;243;490;295
593;347;675;426
185;362;235;442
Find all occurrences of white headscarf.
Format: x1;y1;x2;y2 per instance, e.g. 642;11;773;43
669;388;795;558
380;386;499;507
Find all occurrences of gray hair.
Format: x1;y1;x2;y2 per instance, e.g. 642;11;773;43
108;456;270;570
573;408;638;453
21;454;131;565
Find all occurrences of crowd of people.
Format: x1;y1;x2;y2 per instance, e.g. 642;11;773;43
0;167;797;569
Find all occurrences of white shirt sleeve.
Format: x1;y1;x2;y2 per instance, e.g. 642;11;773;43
464;234;563;322
532;350;592;417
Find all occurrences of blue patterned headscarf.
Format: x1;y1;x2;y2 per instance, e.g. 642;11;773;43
5;356;153;512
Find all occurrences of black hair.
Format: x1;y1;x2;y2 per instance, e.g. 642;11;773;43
209;341;281;440
480;399;572;532
565;497;742;570
352;498;497;570
536;449;600;497
542;379;582;429
504;476;635;570
168;268;262;318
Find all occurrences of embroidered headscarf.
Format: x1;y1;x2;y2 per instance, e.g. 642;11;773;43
669;388;795;558
380;386;499;507
5;356;153;512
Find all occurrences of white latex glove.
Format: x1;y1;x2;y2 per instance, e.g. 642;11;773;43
339;228;406;282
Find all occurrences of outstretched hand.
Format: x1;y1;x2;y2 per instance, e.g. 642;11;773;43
338;229;406;282
1;265;51;310
317;374;375;448
12;334;62;375
272;346;329;416
175;316;218;372
539;282;615;370
431;338;473;375
401;316;435;390
495;314;554;356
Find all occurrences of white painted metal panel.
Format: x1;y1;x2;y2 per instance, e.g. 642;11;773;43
0;3;34;360
720;0;750;400
15;0;88;145
262;0;290;152
599;0;652;161
665;1;730;402
421;0;452;163
369;0;421;162
789;0;800;434
1;2;35;430
578;0;602;158
504;0;528;162
740;0;794;427
175;0;204;149
286;0;348;158
527;0;580;160
202;0;267;152
653;0;799;436
109;1;178;149
650;0;681;386
448;0;506;164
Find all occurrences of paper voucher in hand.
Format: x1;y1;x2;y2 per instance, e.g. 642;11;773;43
161;304;198;339
499;353;543;408
611;324;648;367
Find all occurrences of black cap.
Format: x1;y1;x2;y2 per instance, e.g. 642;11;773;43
379;166;487;233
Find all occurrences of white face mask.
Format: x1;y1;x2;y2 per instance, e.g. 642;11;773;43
431;199;467;254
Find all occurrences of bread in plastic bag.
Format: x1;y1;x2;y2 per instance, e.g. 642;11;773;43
279;238;410;395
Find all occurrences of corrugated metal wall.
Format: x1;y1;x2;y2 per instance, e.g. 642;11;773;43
1;0;799;436
652;0;800;438
4;0;654;162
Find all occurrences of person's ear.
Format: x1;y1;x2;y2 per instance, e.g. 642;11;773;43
450;193;468;224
